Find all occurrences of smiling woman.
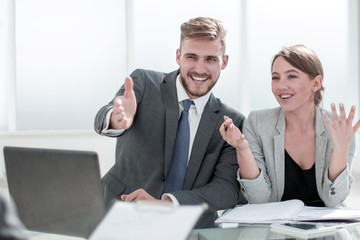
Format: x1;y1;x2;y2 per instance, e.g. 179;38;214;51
270;45;324;114
220;44;360;208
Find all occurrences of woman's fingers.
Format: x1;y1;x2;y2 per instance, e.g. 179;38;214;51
338;103;347;123
330;103;339;125
347;105;356;124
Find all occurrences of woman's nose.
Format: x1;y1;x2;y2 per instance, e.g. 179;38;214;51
277;77;289;90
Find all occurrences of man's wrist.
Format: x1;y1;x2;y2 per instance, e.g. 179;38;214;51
161;193;179;207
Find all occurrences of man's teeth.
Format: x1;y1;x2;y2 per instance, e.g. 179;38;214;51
192;76;207;81
280;94;292;99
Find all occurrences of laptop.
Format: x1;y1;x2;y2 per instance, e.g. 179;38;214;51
3;146;106;238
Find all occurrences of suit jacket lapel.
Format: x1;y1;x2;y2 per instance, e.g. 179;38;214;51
315;107;330;196
183;94;220;190
161;70;181;177
274;108;285;200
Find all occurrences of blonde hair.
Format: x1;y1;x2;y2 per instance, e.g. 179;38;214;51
180;17;227;54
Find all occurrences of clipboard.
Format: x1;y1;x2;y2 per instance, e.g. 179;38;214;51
88;200;207;240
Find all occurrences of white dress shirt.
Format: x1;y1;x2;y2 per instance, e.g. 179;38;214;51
175;75;210;163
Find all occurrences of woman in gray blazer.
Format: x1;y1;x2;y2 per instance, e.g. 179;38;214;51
220;45;360;207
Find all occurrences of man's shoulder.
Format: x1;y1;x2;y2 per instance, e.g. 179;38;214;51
131;68;178;82
215;98;245;120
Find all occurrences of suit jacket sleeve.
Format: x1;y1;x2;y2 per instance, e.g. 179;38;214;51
238;110;273;203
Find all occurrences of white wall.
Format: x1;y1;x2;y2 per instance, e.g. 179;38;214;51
14;0;127;131
0;0;16;131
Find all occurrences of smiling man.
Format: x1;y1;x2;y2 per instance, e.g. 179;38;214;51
94;17;246;212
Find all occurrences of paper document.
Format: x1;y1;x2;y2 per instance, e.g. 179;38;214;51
88;200;206;240
216;200;304;224
215;200;360;224
271;221;360;239
294;206;360;221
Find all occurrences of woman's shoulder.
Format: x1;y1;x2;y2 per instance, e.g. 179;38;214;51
247;106;282;121
244;107;283;134
242;107;284;144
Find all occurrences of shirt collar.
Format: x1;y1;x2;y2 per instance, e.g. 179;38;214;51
176;75;211;116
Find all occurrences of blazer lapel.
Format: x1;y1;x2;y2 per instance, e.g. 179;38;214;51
315;107;330;196
161;70;181;177
274;108;286;200
183;94;220;190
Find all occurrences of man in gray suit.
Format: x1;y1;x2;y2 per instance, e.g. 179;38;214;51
94;17;246;212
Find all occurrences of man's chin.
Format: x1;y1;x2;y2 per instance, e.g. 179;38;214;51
186;88;208;98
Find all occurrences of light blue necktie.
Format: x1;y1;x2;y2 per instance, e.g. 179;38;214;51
163;99;193;193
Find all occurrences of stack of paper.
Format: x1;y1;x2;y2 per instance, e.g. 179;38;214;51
216;200;304;224
215;200;360;224
294;206;360;221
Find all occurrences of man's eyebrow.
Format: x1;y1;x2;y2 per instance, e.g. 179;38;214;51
206;55;219;59
184;53;197;56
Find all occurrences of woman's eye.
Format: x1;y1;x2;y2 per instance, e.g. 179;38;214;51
272;76;279;81
289;75;298;79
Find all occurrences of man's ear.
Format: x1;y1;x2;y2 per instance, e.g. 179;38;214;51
221;54;229;70
176;48;181;65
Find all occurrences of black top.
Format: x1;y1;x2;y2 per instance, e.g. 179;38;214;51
281;150;325;207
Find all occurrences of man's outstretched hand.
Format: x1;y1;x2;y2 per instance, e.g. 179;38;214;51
110;77;137;130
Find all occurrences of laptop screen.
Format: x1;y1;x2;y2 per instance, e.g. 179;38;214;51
3;146;105;238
